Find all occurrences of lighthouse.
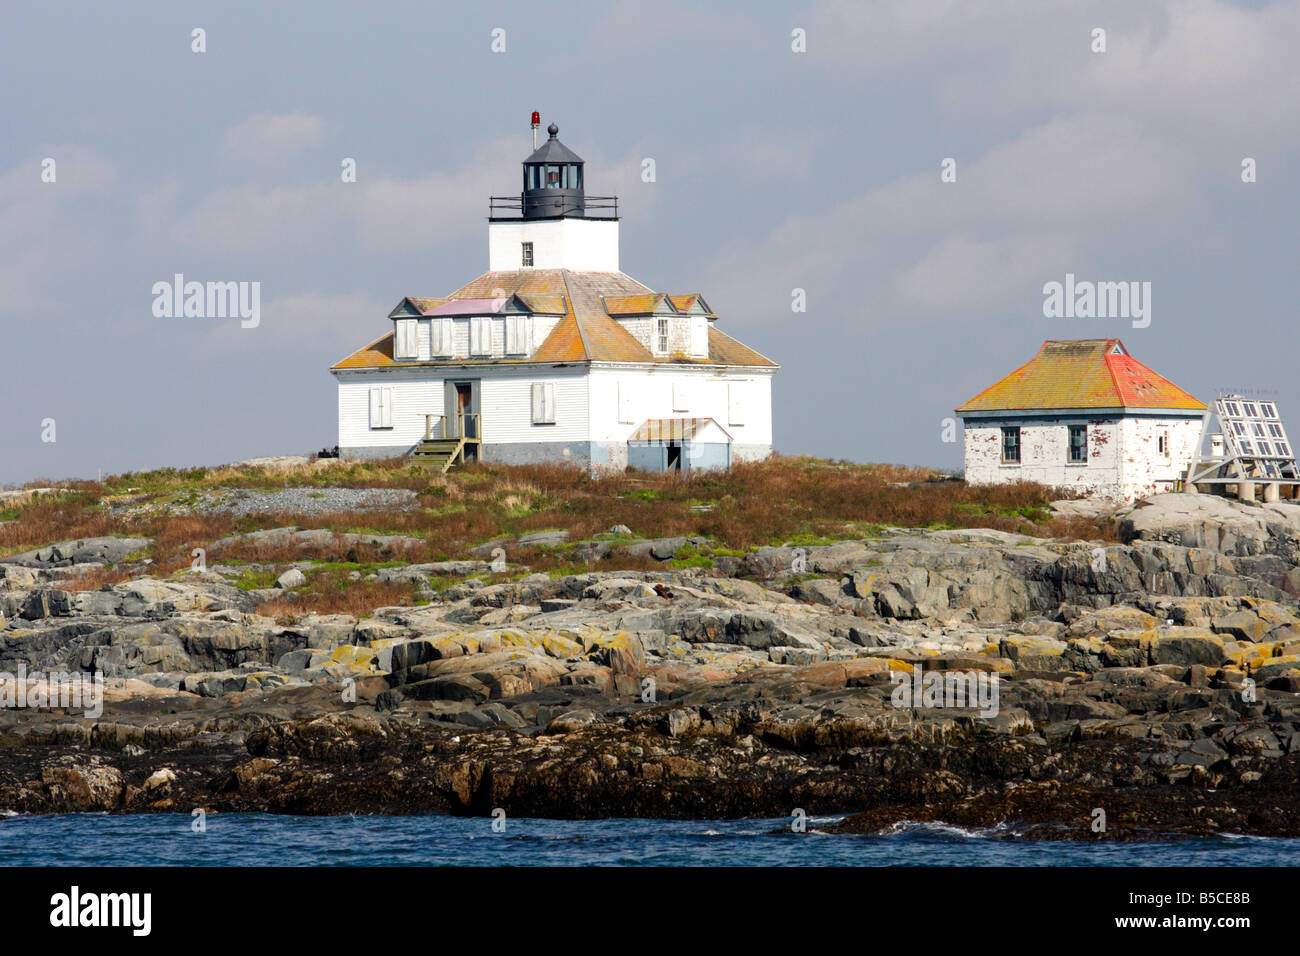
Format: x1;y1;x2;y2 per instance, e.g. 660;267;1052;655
331;114;777;473
487;121;621;273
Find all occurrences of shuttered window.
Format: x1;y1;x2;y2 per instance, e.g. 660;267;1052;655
728;383;745;426
430;318;453;357
505;315;529;355
368;388;393;429
531;382;556;424
617;381;634;424
470;316;491;356
691;318;708;357
394;319;418;359
672;381;689;412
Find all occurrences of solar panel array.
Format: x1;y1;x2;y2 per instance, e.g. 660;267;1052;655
1216;395;1300;481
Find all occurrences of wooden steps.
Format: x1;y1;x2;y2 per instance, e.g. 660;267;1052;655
410;437;466;474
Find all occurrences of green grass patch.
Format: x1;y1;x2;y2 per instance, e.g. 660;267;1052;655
231;569;278;591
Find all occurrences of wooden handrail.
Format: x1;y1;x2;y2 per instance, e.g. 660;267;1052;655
424;412;482;442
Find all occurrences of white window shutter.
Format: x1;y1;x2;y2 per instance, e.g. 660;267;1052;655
400;320;418;358
728;383;745;425
618;381;633;424
369;388;392;429
532;382;555;424
431;319;451;357
691;318;708;358
531;383;544;423
470;317;485;355
506;315;528;355
370;387;393;428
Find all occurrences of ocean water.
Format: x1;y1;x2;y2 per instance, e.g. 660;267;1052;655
2;813;1299;866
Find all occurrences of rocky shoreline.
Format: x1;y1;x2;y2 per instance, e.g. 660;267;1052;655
3;492;1300;838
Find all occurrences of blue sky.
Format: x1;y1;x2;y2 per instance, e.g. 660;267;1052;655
3;0;1298;484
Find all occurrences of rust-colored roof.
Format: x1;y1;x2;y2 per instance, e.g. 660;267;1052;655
334;269;777;370
388;296;446;317
708;327;778;368
515;293;567;315
531;313;588;362
956;339;1206;413
666;294;713;316
603;294;665;315
628;417;732;442
333;331;396;369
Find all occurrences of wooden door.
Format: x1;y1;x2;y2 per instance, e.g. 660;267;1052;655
456;383;473;438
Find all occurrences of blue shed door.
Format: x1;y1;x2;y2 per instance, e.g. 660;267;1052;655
628;443;666;472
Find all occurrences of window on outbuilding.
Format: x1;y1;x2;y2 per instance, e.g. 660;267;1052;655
521;242;533;267
1001;426;1021;464
1068;424;1088;463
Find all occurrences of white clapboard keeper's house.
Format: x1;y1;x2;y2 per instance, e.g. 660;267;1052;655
956;339;1207;502
331;117;777;473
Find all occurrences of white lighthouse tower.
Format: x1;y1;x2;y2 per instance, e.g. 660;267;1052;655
487;121;620;273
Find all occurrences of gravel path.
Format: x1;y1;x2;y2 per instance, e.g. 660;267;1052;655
197;487;419;517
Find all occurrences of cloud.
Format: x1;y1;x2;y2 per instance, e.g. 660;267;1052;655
0;150;117;313
167;136;657;253
701;108;1195;329
205;291;387;356
223;112;326;163
808;0;1300;148
697;0;1298;332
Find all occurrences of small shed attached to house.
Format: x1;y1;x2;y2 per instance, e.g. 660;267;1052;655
955;339;1207;502
627;417;732;472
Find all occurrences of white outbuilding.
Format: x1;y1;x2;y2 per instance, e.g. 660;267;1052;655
956;339;1207;502
331;120;777;472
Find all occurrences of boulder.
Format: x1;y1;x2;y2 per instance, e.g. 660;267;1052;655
649;537;688;561
276;569;307;589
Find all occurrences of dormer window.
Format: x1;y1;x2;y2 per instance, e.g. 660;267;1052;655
656;317;669;355
394;318;419;359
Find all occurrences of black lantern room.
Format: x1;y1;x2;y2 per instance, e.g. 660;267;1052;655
521;123;585;219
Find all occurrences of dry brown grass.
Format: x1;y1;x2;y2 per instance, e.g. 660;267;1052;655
54;565;139;591
1;456;1118;576
0;494;114;557
254;573;419;618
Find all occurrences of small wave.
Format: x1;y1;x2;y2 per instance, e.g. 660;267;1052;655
880;820;1003;840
